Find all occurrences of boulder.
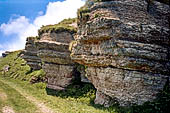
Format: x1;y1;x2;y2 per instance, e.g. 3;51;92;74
71;0;170;106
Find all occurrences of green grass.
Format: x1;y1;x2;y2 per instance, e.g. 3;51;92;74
1;76;169;113
26;36;40;41
0;50;30;80
0;51;45;82
0;76;118;113
0;50;169;113
38;18;77;36
0;51;118;113
0;79;40;113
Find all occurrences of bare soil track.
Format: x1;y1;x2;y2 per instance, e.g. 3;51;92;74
0;79;58;113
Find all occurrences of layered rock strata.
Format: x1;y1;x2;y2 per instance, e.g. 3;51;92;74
22;37;42;70
36;19;77;90
71;0;170;106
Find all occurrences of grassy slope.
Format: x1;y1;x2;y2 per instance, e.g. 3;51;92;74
0;79;40;113
0;51;169;113
0;51;117;113
0;51;45;82
0;77;117;113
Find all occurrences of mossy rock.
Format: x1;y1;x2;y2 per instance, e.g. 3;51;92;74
38;18;77;36
27;36;40;41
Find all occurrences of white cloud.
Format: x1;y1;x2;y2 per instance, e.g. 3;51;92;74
38;11;44;16
0;0;85;53
0;16;38;54
0;16;31;36
34;0;85;26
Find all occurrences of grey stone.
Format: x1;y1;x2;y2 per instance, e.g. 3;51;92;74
36;29;76;90
71;0;170;106
22;37;42;70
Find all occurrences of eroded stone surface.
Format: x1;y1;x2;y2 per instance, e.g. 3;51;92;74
87;67;169;106
43;63;75;90
36;29;76;90
22;37;42;70
40;31;74;43
71;0;170;106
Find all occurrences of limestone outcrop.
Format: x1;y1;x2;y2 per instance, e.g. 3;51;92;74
36;19;78;90
22;37;42;70
70;0;170;106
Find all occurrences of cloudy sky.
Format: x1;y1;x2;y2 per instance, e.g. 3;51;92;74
0;0;85;55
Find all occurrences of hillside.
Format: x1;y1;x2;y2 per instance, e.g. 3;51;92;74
0;51;170;112
0;0;170;113
0;51;45;82
0;51;112;113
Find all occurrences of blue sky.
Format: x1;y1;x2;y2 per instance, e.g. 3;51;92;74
0;0;85;55
0;0;59;24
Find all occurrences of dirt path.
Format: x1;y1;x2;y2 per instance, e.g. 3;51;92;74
0;89;15;113
0;89;7;101
2;106;15;113
0;80;57;113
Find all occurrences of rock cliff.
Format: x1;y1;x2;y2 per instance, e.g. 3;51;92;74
36;18;79;90
22;37;42;71
70;0;170;106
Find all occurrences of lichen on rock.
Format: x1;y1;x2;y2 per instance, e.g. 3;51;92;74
70;0;170;106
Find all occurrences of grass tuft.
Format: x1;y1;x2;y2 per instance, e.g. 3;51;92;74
38;18;77;36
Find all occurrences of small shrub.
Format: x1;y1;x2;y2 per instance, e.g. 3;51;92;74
33;82;46;89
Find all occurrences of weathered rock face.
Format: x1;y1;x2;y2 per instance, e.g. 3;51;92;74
71;0;170;106
22;37;42;70
40;31;74;44
36;26;77;90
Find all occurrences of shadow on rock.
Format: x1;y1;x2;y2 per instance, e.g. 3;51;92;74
46;82;96;99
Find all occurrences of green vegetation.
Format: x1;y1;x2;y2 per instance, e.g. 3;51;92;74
0;51;170;113
77;5;90;26
0;79;39;113
0;77;117;113
77;5;89;16
38;18;77;36
1;75;169;113
0;51;45;82
77;5;90;19
27;36;40;41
